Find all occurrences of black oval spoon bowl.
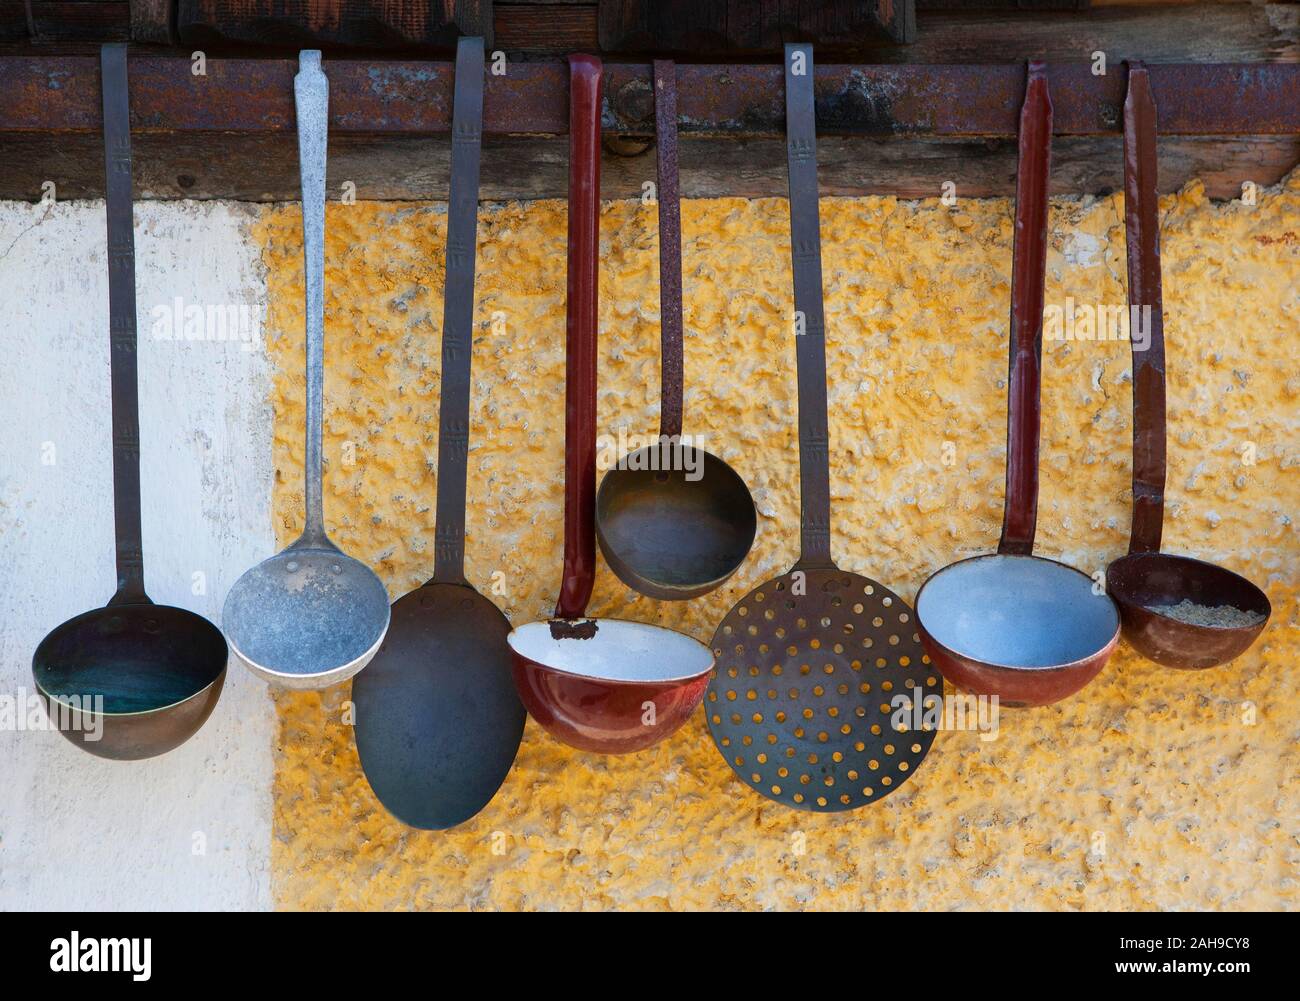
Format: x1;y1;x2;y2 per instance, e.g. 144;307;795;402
352;38;524;829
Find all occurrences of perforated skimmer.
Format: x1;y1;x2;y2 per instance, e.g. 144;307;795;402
705;45;939;812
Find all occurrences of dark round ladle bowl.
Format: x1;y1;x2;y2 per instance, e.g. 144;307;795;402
916;553;1120;707
508;618;713;753
32;604;227;760
596;444;756;600
1106;553;1271;670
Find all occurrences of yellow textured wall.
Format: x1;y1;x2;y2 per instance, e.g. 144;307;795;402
255;173;1298;911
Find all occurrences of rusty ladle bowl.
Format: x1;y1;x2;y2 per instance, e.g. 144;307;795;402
1105;63;1271;669
506;54;714;755
31;45;227;760
595;60;756;600
913;63;1120;709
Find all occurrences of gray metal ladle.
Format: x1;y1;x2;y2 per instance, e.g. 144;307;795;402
222;51;390;689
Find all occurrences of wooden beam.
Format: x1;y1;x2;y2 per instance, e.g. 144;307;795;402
0;56;1294;202
1;131;1294;201
2;58;1295;136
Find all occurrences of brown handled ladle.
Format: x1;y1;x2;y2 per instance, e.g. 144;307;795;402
705;44;940;812
914;62;1121;709
507;54;714;755
351;38;524;830
32;44;228;760
1105;62;1271;669
595;60;756;600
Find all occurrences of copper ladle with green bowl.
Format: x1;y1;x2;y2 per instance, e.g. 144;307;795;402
32;45;227;760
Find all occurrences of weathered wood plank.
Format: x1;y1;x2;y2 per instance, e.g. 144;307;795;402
598;0;915;52
492;2;1300;61
494;2;596;50
897;4;1300;63
2;131;1294;201
1;2;131;44
2;2;1297;61
175;1;493;50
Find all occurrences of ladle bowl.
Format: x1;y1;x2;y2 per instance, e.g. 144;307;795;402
1107;552;1271;670
916;554;1120;707
508;618;712;753
354;582;522;828
33;604;227;760
596;443;756;600
223;544;390;689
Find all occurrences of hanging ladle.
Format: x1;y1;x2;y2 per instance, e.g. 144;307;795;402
705;44;941;811
222;51;390;688
594;60;756;600
507;54;714;755
31;44;228;760
351;37;525;830
1105;62;1271;669
914;62;1121;708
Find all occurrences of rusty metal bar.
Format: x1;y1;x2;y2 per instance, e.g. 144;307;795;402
0;57;1296;138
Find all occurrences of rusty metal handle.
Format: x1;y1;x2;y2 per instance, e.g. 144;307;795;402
1123;61;1168;556
654;59;684;441
997;60;1052;558
784;43;834;571
101;43;150;607
431;37;485;586
555;53;602;620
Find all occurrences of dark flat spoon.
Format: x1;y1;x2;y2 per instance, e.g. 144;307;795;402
351;38;525;828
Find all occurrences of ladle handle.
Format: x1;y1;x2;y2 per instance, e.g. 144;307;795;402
101;44;149;606
997;61;1052;558
1123;61;1167;555
555;53;602;620
296;51;329;545
432;37;486;587
784;43;834;571
654;59;684;441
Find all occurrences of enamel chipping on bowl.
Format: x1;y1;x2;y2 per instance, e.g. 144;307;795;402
506;54;713;755
913;62;1120;709
510;618;713;754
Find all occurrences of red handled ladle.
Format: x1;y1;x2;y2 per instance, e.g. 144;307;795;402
595;60;756;600
914;62;1121;708
1105;63;1271;669
507;54;713;755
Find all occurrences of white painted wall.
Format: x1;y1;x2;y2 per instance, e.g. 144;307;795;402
0;200;274;910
